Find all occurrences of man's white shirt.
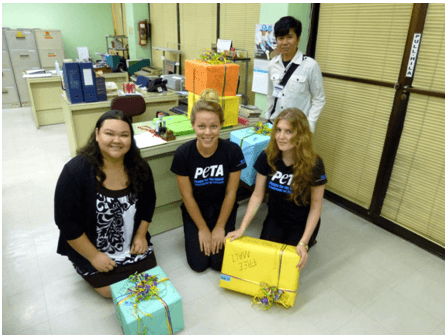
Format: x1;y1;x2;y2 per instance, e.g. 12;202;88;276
265;49;326;133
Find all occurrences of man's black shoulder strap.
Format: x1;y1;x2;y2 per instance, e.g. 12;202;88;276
269;55;306;120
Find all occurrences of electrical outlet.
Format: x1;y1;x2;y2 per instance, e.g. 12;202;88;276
128;27;133;34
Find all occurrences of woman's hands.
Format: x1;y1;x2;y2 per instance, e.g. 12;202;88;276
89;252;116;272
211;226;225;254
131;232;148;255
225;228;245;243
199;227;213;256
296;244;309;270
199;226;227;256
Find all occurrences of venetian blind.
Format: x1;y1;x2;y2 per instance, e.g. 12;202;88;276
313;78;394;208
112;4;127;58
412;3;445;92
316;3;412;82
220;3;260;104
312;4;413;208
179;3;217;75
381;4;445;247
149;4;178;70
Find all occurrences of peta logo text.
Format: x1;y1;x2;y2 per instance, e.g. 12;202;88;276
194;165;224;179
271;171;293;186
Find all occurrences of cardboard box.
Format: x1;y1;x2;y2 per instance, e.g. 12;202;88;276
187;92;239;127
111;266;184;335
185;59;239;97
230;128;270;186
220;236;300;307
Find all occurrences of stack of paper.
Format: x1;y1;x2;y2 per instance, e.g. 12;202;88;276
134;132;166;148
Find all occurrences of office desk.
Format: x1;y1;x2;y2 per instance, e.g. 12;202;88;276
133;121;247;236
62;91;179;157
28;72;129;128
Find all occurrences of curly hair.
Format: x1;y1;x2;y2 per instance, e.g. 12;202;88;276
265;108;318;206
190;88;224;125
77;110;150;195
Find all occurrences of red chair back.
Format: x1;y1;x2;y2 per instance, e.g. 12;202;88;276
111;95;146;121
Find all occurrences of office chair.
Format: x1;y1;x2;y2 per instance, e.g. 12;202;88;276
111;95;146;123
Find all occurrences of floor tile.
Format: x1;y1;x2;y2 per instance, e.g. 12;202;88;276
393;270;445;321
431;320;445;335
172;269;221;305
230;324;257;335
42;274;111;320
323;261;392;310
416;254;445;288
48;301;119;335
349;245;416;288
248;305;323;335
2;287;49;334
2;259;43;298
36;253;79;286
183;289;248;335
296;280;361;334
19;321;52;335
364;289;441;335
331;312;390;335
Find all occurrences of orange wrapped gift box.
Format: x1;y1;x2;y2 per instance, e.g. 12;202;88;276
185;60;240;97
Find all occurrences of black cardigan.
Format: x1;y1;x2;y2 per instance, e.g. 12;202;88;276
54;155;156;273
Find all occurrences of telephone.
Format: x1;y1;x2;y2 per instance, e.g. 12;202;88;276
139;20;149;46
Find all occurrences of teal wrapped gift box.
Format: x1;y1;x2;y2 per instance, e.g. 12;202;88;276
230;128;271;186
111;266;184;335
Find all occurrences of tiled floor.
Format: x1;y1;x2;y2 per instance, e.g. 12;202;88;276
2;107;445;335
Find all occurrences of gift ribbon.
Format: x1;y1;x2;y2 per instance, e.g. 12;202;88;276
116;272;173;335
199;49;232;65
221;244;296;310
253;122;272;136
239;131;257;149
252;244;290;310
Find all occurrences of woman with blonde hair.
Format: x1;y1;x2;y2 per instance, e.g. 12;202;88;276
171;89;247;272
226;108;327;270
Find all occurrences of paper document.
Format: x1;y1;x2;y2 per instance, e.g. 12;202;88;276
134;132;167;148
23;73;52;78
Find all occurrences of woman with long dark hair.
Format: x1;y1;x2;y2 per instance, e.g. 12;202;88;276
226;108;327;270
55;110;157;298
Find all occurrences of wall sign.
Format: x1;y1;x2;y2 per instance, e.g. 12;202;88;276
406;33;422;78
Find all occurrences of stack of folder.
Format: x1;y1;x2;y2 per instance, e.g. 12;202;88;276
63;62;107;103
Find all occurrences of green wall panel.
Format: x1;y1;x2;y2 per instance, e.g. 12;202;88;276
2;3;114;61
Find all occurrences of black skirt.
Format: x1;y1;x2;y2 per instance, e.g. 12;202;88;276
81;252;157;288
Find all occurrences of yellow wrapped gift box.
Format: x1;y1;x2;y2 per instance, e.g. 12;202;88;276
220;236;300;307
187;92;239;127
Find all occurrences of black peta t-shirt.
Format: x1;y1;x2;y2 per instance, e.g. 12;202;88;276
171;139;247;205
254;151;327;226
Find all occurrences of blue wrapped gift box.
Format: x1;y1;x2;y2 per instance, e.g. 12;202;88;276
111;266;184;335
230;127;271;186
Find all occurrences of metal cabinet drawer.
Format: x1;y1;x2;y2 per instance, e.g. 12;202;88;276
5;29;38;50
2;86;21;107
34;30;63;50
9;49;41;70
38;48;65;68
2;68;18;87
2;29;8;51
2;50;12;69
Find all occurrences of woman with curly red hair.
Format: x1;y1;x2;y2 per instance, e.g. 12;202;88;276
226;108;327;270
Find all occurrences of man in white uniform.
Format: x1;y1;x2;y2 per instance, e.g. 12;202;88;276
265;16;325;133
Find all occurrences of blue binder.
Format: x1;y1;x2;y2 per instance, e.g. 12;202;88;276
78;62;98;102
63;63;84;104
95;77;107;101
